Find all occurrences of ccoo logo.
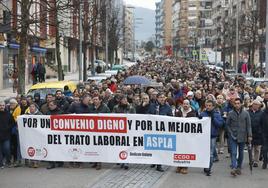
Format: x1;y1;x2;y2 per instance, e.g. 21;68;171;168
27;147;35;157
119;151;128;160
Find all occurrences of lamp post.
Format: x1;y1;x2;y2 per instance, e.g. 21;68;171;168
235;0;240;74
265;0;268;78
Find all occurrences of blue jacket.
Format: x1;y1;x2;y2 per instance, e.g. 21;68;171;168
148;103;173;116
201;110;224;138
190;99;200;112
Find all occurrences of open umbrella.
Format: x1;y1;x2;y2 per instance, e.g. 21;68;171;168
248;143;253;175
123;75;151;85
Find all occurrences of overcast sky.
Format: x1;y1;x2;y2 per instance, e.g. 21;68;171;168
124;0;159;10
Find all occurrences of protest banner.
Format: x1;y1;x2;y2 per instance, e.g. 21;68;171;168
17;114;211;168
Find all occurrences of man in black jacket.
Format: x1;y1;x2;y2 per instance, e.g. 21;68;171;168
0;101;15;168
68;94;91;114
46;100;64;169
261;100;268;169
248;100;263;167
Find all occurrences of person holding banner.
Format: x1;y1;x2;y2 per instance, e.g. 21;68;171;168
226;98;252;176
25;103;42;168
200;100;224;176
46;100;64;170
175;99;197;174
113;95;135;170
90;95;110;170
149;93;173;172
0;101;15;168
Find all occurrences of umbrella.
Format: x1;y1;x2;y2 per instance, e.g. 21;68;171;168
248;143;253;175
123;75;151;85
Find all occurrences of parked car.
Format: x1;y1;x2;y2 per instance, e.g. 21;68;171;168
27;81;77;100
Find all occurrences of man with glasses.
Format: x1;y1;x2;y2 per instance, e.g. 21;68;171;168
226;98;252;176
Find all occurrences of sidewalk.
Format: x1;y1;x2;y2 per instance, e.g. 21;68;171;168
0;72;79;101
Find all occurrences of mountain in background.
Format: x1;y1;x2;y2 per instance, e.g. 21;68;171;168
134;7;155;42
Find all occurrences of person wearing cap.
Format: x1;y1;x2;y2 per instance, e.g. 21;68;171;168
248;99;263;168
186;91;199;113
0;101;15;168
226;98;252;176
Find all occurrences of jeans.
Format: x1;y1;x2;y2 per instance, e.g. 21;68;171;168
209;138;217;170
0;139;11;166
229;137;245;169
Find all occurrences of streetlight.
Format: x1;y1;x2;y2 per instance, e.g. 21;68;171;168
265;0;268;78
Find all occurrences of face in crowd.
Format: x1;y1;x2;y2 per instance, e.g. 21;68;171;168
55;91;63;99
182;100;190;111
216;95;224;105
205;101;215;112
29;104;38;114
92;96;101;107
0;102;5;112
48;101;57;111
234;98;242;111
157;94;166;105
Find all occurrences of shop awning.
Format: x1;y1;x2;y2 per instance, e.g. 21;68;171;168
8;43;20;49
31;47;47;53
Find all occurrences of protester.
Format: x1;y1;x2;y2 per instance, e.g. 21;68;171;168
45;100;64;169
25;103;42;168
200;100;224;176
261;100;268;169
113;95;135;170
89;95;110;170
226;98;252;176
175;99;196;174
0;101;15;168
248;99;263;167
150;93;172;172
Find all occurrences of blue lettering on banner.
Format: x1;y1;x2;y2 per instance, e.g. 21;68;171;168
144;134;176;151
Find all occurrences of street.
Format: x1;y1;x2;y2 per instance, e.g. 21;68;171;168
0;152;267;188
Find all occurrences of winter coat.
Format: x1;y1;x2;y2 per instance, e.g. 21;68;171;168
147;103;173;116
68;102;91;114
136;103;155;114
26;109;43;116
113;104;136;114
260;109;268;144
248;109;263;145
56;98;70;113
0;110;15;141
189;99;200;112
226;108;252;143
46;108;63;115
175;107;196;118
200;109;224;138
89;103;110;113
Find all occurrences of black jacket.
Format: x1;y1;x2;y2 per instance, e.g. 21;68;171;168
89;103;110;113
46;108;63;115
248;109;263;145
0;110;15;141
261;109;268;144
68;102;91;114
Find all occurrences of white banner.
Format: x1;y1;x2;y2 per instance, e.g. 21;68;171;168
17;114;211;168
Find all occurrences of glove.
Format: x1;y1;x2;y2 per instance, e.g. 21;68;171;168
198;115;203;119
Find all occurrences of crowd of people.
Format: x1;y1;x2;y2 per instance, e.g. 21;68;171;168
1;59;268;177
